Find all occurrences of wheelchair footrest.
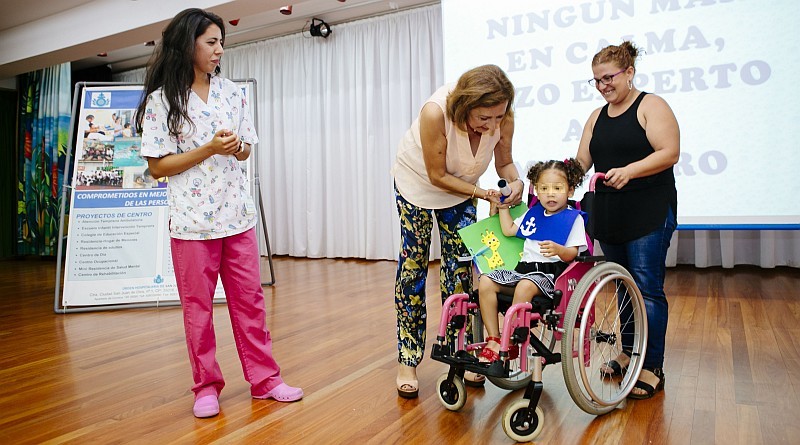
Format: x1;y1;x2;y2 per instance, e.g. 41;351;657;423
431;345;478;365
539;352;561;366
466;360;507;378
430;346;510;378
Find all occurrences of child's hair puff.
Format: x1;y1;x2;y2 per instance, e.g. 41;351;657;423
527;158;585;189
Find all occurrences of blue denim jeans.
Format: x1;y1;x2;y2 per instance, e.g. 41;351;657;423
599;207;676;370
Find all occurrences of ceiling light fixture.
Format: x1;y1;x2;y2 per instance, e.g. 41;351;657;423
309;18;332;38
97;52;108;57
279;5;292;15
229;18;240;26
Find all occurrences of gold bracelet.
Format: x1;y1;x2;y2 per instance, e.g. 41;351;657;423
470;184;477;199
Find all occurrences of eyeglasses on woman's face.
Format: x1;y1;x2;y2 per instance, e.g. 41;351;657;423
588;68;626;87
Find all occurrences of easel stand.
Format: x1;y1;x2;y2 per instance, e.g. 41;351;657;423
255;175;275;286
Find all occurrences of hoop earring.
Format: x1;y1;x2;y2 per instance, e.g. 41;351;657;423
627;79;633;90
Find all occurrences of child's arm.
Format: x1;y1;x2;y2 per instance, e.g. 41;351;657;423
539;241;579;262
486;190;502;216
498;205;518;237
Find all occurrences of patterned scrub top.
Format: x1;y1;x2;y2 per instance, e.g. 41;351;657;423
140;76;260;240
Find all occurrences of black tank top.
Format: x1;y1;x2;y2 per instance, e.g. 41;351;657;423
589;92;677;243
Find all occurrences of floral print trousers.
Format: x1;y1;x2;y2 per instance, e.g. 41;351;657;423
395;187;476;367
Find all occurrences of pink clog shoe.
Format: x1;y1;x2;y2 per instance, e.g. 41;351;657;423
253;383;303;402
193;395;219;418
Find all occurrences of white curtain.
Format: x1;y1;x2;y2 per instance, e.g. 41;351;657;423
114;4;799;268
113;67;145;84
222;6;443;260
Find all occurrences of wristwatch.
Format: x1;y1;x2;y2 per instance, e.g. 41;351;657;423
237;139;245;154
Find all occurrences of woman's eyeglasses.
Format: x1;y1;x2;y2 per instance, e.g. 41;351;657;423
588;68;626;87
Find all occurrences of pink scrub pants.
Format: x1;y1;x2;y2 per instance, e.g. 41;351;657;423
170;227;283;399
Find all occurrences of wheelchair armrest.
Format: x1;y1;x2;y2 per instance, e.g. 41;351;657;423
574;255;604;262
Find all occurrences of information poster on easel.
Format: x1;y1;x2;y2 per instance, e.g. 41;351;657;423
61;85;227;306
59;81;269;310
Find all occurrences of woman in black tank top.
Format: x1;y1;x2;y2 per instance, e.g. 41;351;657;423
574;41;680;400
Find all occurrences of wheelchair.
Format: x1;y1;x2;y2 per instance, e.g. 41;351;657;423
430;173;648;442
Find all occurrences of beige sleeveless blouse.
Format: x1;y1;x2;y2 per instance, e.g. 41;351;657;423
391;84;500;209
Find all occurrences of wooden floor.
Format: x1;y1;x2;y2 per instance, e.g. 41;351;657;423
1;257;799;445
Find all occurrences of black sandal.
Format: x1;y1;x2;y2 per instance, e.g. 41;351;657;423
628;368;665;400
600;350;631;377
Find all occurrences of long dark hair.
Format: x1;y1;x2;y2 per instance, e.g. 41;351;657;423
135;8;225;138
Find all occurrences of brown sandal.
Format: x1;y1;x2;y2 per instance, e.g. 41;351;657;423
396;377;419;399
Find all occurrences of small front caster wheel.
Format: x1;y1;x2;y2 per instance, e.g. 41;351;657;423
502;399;544;442
435;372;467;411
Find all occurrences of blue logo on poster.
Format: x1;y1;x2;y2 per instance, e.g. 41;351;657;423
91;92;111;107
153;275;163;284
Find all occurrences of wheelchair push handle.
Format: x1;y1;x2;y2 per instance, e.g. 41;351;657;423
588;172;605;192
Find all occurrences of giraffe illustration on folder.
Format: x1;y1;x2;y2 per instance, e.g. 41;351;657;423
458;204;527;274
480;229;505;269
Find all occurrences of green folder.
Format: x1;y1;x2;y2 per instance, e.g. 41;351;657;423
458;204;527;274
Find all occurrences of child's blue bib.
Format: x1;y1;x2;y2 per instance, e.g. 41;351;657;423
516;203;584;245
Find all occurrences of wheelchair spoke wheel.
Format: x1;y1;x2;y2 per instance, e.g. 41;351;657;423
488;323;556;391
472;310;485;344
502;399;544;442
561;262;648;415
531;320;557;352
481;312;556;391
435;372;467;411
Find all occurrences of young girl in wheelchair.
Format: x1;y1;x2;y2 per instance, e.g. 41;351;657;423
478;158;587;363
